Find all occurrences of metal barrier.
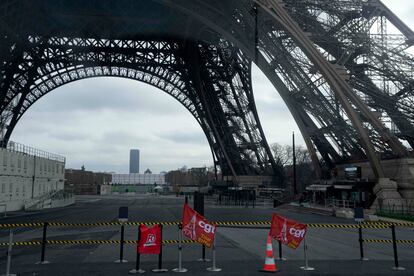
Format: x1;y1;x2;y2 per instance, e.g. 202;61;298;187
1;220;414;229
363;239;414;244
1;220;413;273
5;237;414;247
0;239;199;246
326;198;356;209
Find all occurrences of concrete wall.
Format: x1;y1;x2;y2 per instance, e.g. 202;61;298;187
0;147;65;212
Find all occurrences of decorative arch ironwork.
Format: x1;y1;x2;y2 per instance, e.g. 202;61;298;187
0;32;281;181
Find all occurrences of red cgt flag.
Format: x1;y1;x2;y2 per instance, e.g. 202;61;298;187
138;224;162;254
182;203;216;248
269;214;307;249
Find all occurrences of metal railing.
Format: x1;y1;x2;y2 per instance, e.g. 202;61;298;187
376;200;414;216
5;141;66;163
0;220;413;273
326;198;356;209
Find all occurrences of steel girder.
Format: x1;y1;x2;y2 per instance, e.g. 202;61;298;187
216;0;413;178
1;0;414;182
179;39;281;178
0;35;279;180
250;0;414;176
157;0;414;177
278;0;414;149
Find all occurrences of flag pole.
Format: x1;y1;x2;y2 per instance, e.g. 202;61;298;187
206;238;221;272
300;237;314;271
172;224;188;273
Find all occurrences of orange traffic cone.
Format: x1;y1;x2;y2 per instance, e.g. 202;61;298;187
261;235;278;273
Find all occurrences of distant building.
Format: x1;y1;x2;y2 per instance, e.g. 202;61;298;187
110;172;167;194
189;167;207;176
112;172;165;185
129;149;140;174
65;167;112;195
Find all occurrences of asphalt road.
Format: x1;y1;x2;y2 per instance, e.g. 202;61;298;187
0;194;413;275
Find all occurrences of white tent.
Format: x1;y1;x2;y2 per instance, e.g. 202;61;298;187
153;185;164;192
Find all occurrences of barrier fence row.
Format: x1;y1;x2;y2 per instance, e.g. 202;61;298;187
0;239;199;246
1;221;414;228
1;221;413;273
1;238;414;247
363;239;414;244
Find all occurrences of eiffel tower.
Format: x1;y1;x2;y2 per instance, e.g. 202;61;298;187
182;214;197;240
1;0;413;207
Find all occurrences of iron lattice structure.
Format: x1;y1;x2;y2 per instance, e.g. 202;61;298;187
0;0;413;183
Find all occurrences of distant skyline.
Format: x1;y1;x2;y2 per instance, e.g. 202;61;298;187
11;1;414;173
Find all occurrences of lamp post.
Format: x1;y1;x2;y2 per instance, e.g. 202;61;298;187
293;132;297;195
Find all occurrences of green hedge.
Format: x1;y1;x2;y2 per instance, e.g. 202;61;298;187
375;211;414;222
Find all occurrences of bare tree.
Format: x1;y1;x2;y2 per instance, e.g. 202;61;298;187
295;145;311;165
271;143;311;165
271;142;314;193
271;143;292;166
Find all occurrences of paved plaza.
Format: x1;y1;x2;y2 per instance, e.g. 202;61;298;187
0;195;413;275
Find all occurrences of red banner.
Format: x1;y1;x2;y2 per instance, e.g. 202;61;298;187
138;224;162;254
182;203;216;248
269;214;307;249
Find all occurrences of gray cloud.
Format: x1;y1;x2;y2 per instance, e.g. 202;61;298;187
34;78;184;115
158;131;207;145
49;132;90;142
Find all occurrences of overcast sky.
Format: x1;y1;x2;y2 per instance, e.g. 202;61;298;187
11;1;414;174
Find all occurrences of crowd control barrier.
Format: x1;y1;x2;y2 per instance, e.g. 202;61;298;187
4;229;14;276
129;224;144;274
36;222;49;265
172;224;187;273
1;220;414;229
359;224;407;271
1;220;414;273
114;223;127;263
300;237;314;271
129;223;169;273
277;240;286;261
206;238;221;272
